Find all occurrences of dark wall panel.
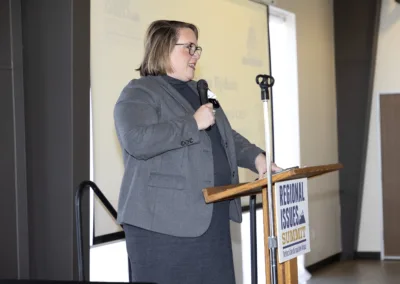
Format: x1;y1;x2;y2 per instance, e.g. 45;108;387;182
21;0;90;280
22;1;74;278
0;68;19;278
0;0;29;279
0;0;90;280
334;0;381;259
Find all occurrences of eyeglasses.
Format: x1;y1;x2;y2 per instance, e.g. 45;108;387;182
175;43;202;56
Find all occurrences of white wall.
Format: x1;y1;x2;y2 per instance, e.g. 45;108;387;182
273;0;341;265
358;0;400;252
90;240;129;282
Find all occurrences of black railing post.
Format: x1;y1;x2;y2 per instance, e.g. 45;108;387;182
249;195;258;284
75;180;119;281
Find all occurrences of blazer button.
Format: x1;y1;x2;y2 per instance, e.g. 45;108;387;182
232;171;235;177
189;138;193;144
181;141;187;146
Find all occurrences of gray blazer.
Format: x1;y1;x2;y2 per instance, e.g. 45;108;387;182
114;76;264;237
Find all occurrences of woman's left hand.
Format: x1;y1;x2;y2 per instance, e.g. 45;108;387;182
255;153;283;180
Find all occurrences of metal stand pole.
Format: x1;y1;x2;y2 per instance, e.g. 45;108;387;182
256;74;278;284
250;195;258;284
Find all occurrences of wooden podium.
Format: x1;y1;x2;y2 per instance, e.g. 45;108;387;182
202;163;343;284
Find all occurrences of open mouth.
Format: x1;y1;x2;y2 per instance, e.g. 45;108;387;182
188;63;196;70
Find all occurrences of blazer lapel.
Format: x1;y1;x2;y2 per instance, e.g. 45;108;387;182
158;77;230;157
155;76;195;113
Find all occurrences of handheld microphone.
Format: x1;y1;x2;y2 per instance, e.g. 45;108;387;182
197;79;220;109
197;79;212;131
197;79;209;105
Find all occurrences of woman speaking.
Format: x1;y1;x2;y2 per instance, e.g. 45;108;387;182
114;19;281;284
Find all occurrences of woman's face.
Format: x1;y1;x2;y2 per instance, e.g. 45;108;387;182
168;28;201;81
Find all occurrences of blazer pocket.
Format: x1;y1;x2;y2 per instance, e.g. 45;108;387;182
148;172;186;190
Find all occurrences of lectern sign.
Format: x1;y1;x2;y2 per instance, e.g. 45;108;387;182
275;178;310;263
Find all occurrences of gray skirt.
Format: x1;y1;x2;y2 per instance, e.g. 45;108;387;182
123;200;236;284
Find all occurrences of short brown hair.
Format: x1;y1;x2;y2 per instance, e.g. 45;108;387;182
136;20;199;77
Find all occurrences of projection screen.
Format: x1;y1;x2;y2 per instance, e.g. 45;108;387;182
91;0;271;241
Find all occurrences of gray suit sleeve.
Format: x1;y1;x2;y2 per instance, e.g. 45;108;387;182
232;130;264;173
114;87;200;160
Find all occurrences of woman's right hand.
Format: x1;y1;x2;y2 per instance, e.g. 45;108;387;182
194;103;215;130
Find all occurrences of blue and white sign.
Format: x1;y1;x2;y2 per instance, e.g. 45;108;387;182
274;178;310;263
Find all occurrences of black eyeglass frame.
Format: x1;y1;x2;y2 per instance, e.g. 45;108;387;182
175;43;202;56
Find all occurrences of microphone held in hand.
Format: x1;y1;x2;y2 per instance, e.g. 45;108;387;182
196;79;213;131
196;79;220;108
197;79;209;105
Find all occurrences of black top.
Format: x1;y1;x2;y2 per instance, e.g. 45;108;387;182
162;75;232;187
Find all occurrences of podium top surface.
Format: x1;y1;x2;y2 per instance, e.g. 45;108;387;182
202;163;343;203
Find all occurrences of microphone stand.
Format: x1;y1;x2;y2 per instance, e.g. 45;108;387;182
256;74;278;284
